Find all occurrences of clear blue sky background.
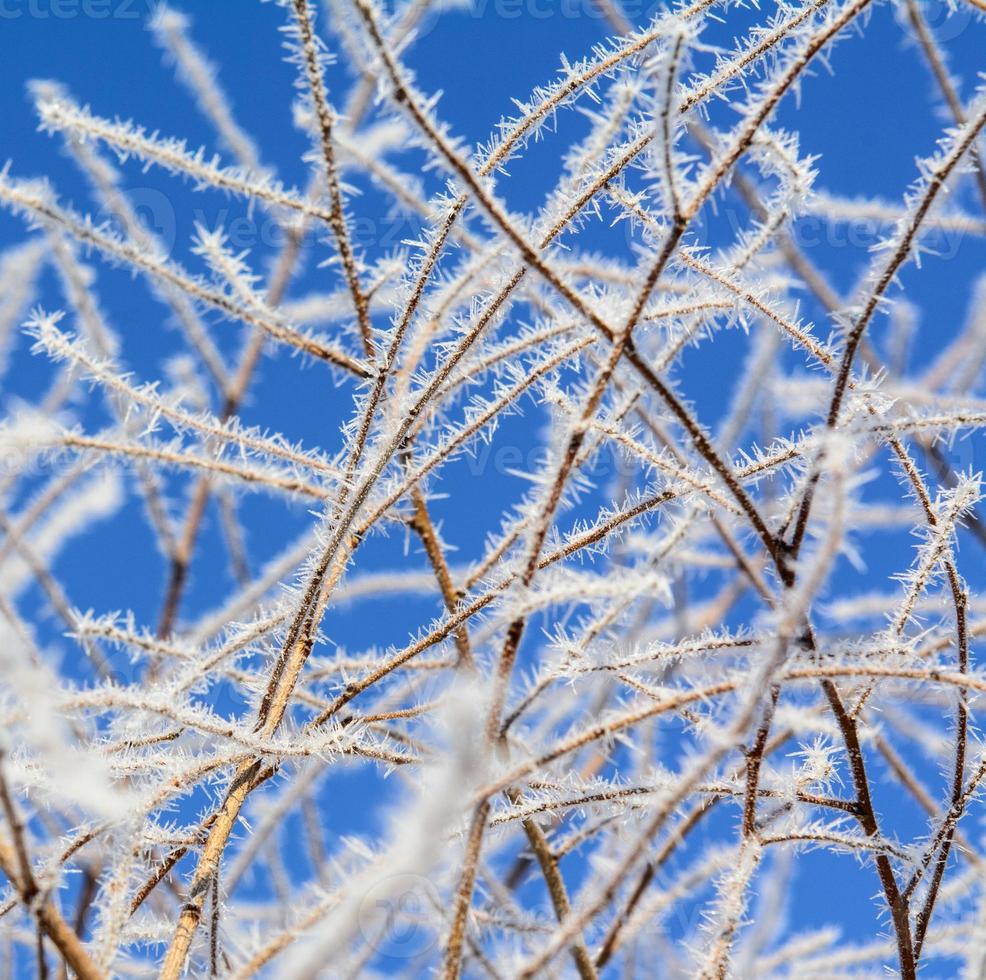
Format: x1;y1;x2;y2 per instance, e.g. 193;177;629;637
1;0;985;973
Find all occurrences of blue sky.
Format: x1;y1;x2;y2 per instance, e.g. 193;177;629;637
4;0;982;615
2;0;985;974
